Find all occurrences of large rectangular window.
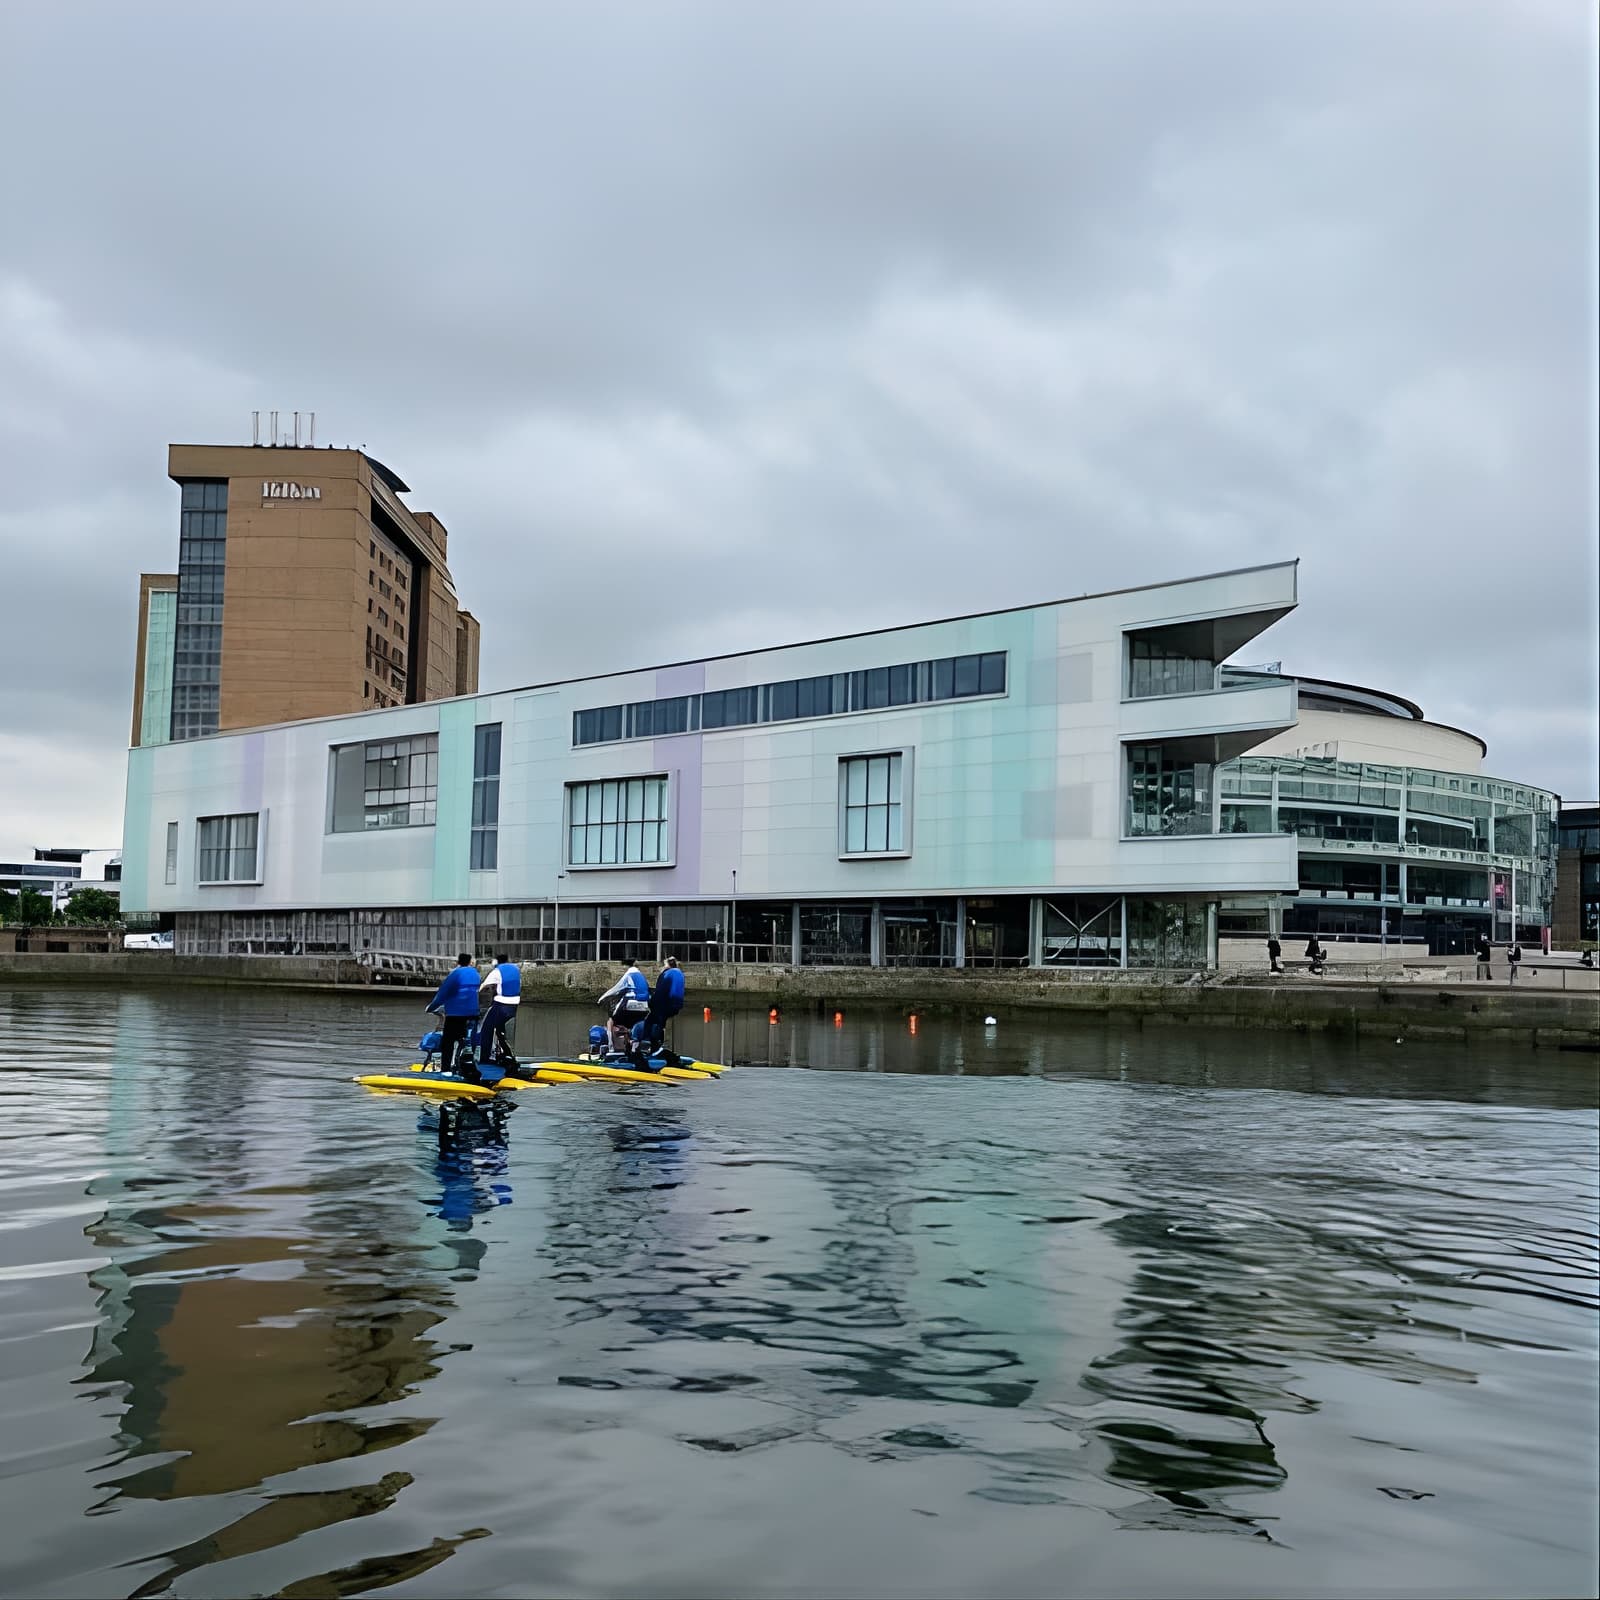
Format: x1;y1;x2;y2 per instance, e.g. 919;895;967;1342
329;733;439;832
196;813;259;884
471;724;501;870
170;480;228;740
567;776;669;866
164;822;178;885
841;753;905;855
1126;636;1215;699
1126;745;1214;837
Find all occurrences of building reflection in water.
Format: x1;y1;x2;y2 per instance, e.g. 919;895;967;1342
76;1001;500;1595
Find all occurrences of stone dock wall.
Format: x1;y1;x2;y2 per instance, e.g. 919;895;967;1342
2;953;1595;1048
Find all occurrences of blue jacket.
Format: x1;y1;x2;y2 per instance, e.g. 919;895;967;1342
653;966;686;1013
428;965;482;1017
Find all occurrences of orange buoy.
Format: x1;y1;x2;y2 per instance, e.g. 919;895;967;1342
703;1006;712;1022
833;1010;843;1028
768;1006;779;1025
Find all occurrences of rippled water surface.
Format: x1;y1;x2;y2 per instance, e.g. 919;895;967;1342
1;985;1595;1599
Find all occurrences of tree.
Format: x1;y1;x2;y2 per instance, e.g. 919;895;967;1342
11;889;55;926
62;888;122;925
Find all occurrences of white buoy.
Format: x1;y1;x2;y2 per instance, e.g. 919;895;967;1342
984;1015;997;1026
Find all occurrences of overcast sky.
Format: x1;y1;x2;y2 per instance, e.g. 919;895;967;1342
0;0;1594;860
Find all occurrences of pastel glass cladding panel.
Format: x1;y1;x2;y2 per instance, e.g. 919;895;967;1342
841;753;904;855
196;813;258;883
567;777;669;866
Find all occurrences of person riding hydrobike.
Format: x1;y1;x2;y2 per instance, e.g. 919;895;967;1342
476;952;522;1066
425;953;489;1081
597;956;651;1051
634;957;687;1063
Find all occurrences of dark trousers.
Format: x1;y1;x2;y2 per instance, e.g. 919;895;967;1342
477;1002;518;1061
645;1002;682;1051
440;1015;474;1074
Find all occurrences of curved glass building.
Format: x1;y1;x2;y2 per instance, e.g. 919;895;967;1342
1216;673;1557;952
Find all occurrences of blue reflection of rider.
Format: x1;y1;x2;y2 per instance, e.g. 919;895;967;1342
427;1108;512;1232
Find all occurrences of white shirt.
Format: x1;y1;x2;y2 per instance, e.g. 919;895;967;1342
480;964;519;1006
599;966;645;1005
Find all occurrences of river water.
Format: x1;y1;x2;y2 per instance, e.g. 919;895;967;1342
0;985;1594;1599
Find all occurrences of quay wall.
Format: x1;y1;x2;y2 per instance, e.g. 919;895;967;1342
1;953;1595;1048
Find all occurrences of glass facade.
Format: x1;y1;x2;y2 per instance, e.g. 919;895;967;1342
196;814;258;884
567;777;669;866
840;754;904;854
1126;899;1210;967
1219;754;1560;942
139;588;176;747
170;891;1229;969
471;724;501;870
1126;636;1214;698
170;481;227;741
1126;745;1214;836
573;651;1006;746
164;822;178;885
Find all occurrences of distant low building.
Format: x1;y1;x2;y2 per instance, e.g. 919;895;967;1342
1;848;121;911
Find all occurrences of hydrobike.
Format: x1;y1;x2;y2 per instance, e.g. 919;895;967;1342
356;1025;728;1100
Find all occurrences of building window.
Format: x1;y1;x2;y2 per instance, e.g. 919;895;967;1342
1125;633;1215;699
196;813;259;884
471;724;501;870
567;776;669;866
169;480;228;741
840;752;906;855
1126;744;1213;836
573;651;1007;746
164;822;178;885
329;733;439;831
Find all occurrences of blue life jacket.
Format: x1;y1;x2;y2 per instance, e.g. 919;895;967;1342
428;965;481;1017
626;968;649;1002
494;962;521;1000
654;967;686;1013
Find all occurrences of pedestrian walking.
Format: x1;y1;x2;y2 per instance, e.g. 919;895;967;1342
1475;934;1492;982
1508;942;1522;984
1267;935;1283;974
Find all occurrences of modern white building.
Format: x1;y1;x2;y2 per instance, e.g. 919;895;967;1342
0;848;122;911
120;562;1305;969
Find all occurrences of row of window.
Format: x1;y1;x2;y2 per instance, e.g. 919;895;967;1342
175;742;912;885
572;651;1008;746
171;480;228;741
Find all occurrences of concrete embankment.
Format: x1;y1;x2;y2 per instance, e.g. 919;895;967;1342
1;953;1595;1048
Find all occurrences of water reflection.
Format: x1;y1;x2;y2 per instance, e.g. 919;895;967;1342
0;986;1593;1599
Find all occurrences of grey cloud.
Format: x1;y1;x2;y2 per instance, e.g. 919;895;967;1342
0;0;1594;856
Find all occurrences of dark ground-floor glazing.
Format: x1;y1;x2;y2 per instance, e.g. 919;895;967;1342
170;893;1222;969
